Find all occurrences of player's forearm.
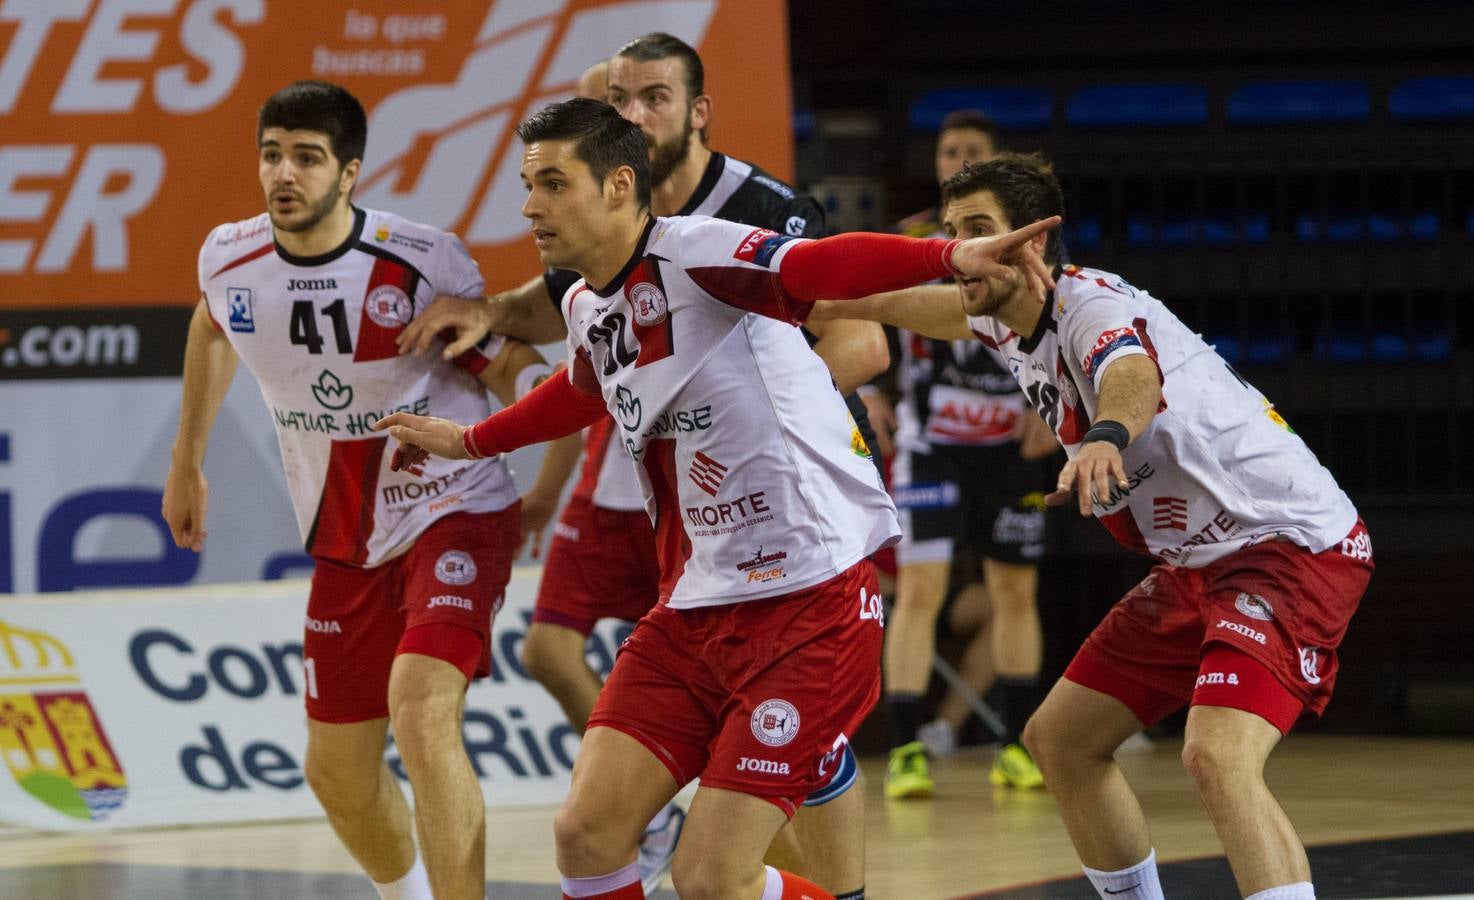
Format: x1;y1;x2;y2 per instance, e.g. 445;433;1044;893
529;431;584;499
811;284;974;341
488;275;568;345
1093;356;1162;443
778;232;959;302
477;338;553;407
171;302;239;467
807;318;890;395
463;370;606;458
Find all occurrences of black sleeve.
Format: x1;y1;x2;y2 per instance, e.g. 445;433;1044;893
782;194;829;238
542;268;581;314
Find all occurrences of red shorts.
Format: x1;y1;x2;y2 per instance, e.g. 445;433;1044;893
1064;520;1373;735
303;506;521;723
533;496;660;635
588;561;884;816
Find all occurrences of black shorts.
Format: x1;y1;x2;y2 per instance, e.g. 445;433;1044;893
892;442;1050;567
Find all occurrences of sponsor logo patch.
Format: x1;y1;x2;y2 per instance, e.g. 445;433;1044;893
1195;671;1240;688
1152;496;1188;531
1215;618;1267;645
304;617;342;634
434;550;477;586
1082;327;1143;380
737;756;790;775
227;287;254;332
751;699;800;747
1299;646;1323;685
688;451;729;497
428;594;474;611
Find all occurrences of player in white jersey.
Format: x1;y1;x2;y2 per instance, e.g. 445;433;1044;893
162;82;568;900
395;34;888;897
377;99;1057;900
810;153;1373;900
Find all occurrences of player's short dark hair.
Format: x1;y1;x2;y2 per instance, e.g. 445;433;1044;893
942;152;1064;264
616;32;705;101
939;109;1000;145
258;81;367;167
517;98;652;210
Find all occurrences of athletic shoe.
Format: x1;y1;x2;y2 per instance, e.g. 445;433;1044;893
637;803;685;893
989;742;1046;790
884;740;935;799
917;718;958;758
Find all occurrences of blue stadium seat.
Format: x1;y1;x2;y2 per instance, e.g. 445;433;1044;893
793;108;816;142
1065;84;1208;128
1412;329;1452;361
908;88;1054;131
1245;335;1291;364
1226;81;1369;124
1127;214;1271;247
1206;335;1242;363
1389;77;1474;121
1063;215;1102;253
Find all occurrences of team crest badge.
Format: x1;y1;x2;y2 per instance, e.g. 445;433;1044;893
629;282;667;327
434;550;477;586
0;618;128;821
365;285;413;328
750;699;800;747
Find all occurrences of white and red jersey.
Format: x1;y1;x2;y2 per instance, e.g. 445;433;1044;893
559;215;900;608
198;207;519;567
968;265;1357;567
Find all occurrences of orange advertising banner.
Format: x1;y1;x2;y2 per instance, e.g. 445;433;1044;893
0;0;794;316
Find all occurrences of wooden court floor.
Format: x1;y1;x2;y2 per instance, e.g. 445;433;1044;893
2;735;1472;899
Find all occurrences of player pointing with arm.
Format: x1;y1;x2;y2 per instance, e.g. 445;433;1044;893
162;81;560;900
811;153;1373;900
379;98;1054;900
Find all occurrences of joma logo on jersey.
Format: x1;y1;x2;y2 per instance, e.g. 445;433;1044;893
1215;619;1267;645
0;618;128;822
287;278;338;291
304;617;342;634
736;757;790;775
428;595;473;611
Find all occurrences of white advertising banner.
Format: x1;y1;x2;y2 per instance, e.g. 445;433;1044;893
0;568;623;829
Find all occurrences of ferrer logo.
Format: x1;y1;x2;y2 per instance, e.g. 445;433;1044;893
0;618;127;821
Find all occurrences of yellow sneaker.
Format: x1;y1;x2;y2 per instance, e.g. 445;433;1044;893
885;740;935;799
990;742;1046;790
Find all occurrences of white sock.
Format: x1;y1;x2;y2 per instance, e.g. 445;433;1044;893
374;855;433;900
1082;848;1165;900
760;865;784;900
1246;883;1315;900
562;861;640;898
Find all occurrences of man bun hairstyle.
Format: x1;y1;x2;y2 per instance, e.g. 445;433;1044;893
258;80;367;167
942;152;1065;264
517;98;652;209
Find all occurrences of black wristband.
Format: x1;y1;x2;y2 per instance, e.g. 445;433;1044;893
1083;419;1130;450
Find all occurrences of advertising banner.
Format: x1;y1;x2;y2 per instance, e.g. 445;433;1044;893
0;568;624;829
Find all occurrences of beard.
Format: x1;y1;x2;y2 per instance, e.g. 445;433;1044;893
647;118;694;188
269;180;342;234
959;278;1006;318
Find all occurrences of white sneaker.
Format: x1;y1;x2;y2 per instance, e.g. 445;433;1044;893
637;803;685;893
917;718;958;758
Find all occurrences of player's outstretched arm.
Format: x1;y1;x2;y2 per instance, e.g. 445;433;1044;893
396;274;567;360
808;284;975;341
804;317;890;395
376;362;606;471
1045;355;1162;516
163;301;240;552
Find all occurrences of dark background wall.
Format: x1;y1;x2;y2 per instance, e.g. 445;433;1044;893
787;0;1474;736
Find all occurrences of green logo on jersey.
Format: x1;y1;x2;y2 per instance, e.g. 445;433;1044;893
312;369;353;410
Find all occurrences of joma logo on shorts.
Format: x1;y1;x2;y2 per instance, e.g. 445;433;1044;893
1215;618;1266;645
428;595;473;611
304;617;342;634
1195;671;1240;688
737;757;790;775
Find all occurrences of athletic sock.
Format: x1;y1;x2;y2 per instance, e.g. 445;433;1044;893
1245;883;1315;900
761;865;835;900
562;861;644;899
997;674;1041;745
373;855;432;900
889;692;923;747
834;888;865;900
1082;848;1165;900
